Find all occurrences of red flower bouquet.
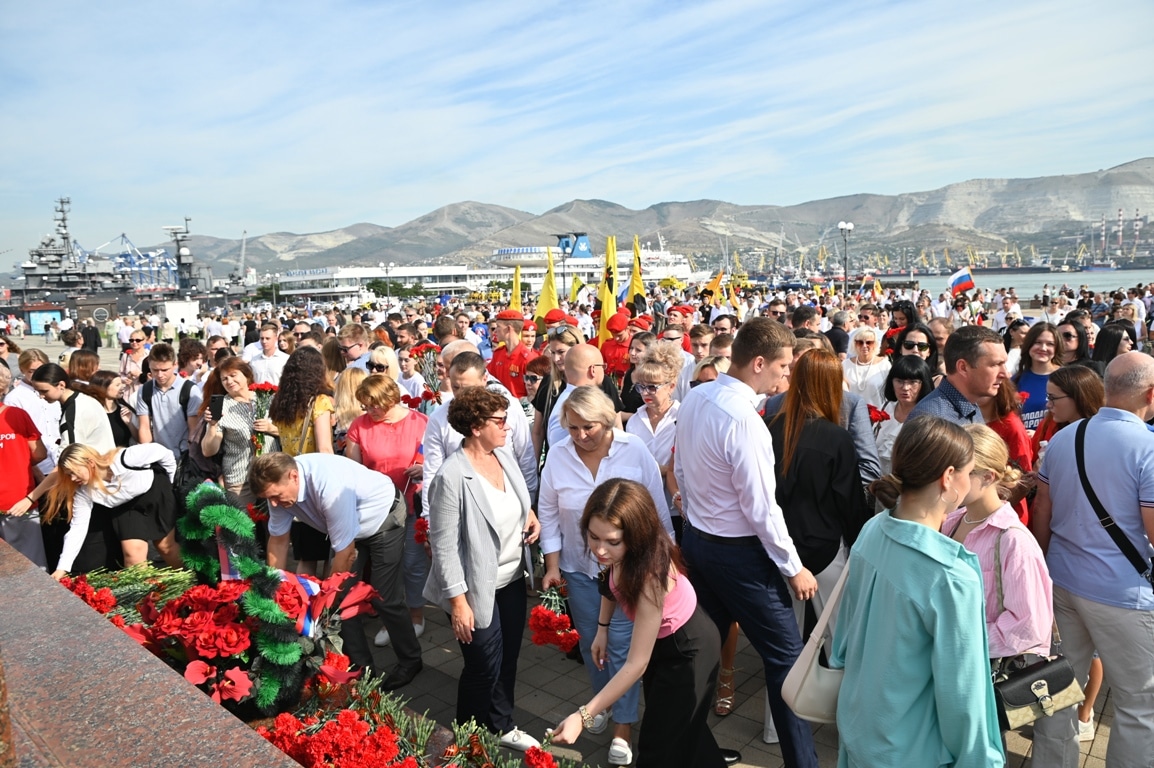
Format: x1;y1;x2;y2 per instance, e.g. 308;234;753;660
249;381;278;454
528;586;580;653
413;517;429;545
256;709;418;768
867;403;890;424
60;574;117;614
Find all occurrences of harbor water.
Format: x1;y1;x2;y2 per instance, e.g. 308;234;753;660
918;268;1153;301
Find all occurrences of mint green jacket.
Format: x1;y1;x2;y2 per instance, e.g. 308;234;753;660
830;513;1005;768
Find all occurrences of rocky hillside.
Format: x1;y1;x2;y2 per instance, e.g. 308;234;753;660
171;158;1154;273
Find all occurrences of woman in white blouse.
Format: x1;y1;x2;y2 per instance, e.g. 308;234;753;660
842;327;890;409
623;344;683;535
539;385;672;766
44;442;182;579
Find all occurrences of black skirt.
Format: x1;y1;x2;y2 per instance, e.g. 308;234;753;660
108;468;177;542
636;605;726;768
42;503;122;574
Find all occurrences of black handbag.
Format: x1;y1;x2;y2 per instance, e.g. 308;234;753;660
987;529;1084;730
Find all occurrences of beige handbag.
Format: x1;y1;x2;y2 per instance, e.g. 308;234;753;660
781;564;849;724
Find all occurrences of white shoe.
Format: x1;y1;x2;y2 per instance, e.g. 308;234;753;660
499;727;540;751
1078;715;1095;742
413;621;425;639
608;737;633;766
586;710;608;735
374;627;390;647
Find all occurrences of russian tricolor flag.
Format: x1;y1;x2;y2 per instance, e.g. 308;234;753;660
948;267;975;297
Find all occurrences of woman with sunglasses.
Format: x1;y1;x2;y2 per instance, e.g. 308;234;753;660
1092;322;1136;368
843;327;890;409
119;329;149;403
624;344;683;534
883;300;921;355
620;331;656;419
539;386;672;765
521;355;551;423
368;345;400;382
1011;323;1064;432
894;323;941;384
1056;319;1097;374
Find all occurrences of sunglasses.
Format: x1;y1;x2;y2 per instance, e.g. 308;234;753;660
769;310;785;317
367;363;389;373
662;335;683;342
130;338;145;343
338;343;361;353
633;383;667;395
1060;332;1078;341
294;332;308;338
901;341;930;352
854;340;875;346
858;314;872;321
485;414;508;426
523;375;542;385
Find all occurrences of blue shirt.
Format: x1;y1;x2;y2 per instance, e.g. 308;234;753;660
909;377;984;426
1039;409;1154;610
831;514;1004;768
1015;368;1050;431
266;453;396;553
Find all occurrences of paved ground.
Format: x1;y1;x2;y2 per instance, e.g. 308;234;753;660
34;335;1115;767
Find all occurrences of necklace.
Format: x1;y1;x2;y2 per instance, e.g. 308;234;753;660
962;510;993;525
849;357;881;391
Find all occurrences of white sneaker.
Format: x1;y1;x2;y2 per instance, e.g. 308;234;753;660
586;710;608;735
499;727;540;751
608;736;633;765
1078;715;1095;742
413;621;425;639
374;627;390;647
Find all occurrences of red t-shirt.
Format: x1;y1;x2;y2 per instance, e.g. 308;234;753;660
488;342;539;399
346;409;429;511
0;405;41;510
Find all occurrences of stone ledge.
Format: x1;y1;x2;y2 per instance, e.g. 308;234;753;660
0;539;299;768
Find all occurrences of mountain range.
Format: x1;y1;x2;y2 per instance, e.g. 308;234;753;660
160;158;1154;275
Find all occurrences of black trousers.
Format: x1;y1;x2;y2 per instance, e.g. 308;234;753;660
454;579;526;734
340;501;422;675
637;605;726;768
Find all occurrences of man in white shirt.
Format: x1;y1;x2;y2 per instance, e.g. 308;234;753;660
674;317;819;768
245;324;289;385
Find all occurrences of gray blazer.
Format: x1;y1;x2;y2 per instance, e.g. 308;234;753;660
423;445;531;630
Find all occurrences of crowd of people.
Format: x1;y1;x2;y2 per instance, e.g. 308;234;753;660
1;277;1153;767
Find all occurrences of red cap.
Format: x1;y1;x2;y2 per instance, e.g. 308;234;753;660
565;315;580;326
544;308;567;324
495;309;524;321
606;313;630;333
668;305;691;317
628;315;651;331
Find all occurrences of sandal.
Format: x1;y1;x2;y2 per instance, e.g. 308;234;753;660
714;666;736;716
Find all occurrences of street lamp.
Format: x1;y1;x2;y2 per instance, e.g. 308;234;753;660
838;221;854;299
273;272;280;309
379;261;395;307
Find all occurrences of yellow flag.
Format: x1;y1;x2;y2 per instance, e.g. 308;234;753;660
628;235;646;310
702;270;725;306
728;284;740;309
569;274;586;306
874;279;884;299
534;248;560;324
597;236;619;343
814;284;824;298
509;265;522;311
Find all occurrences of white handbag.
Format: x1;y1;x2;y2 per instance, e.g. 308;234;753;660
781;564;850;724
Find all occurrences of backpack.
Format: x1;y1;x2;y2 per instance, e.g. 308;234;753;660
142;378;195;421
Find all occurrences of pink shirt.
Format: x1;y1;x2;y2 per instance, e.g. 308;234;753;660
346;409;428;510
612;567;697;639
944;503;1053;658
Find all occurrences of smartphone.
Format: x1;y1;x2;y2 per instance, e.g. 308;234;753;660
209;394;225;421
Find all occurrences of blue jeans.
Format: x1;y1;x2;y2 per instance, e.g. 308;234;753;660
681;525;818;768
564;569;640;724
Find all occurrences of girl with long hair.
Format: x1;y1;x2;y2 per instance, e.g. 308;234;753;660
893;322;941;383
67;349;100;388
87;370;138;447
1012;322;1064;431
45;442;183;579
883;299;921;355
331;366;367;455
1092;323;1135;367
831;415;1003;767
551;478;729;768
767;350;870;629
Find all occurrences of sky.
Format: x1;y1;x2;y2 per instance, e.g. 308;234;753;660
2;0;1151;261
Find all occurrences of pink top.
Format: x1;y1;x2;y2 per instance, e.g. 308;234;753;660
612;567;697;639
944;502;1053;658
346;409;428;511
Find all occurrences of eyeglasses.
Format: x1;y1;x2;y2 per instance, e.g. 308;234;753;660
901;341;930;352
854;340;875;346
893;380;921;389
633;383;667;395
367;363;389;373
1046;393;1071;403
485;414;508;426
523;375;542;385
662;335;683;342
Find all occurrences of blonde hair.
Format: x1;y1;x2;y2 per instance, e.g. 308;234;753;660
333;367;368;431
635;343;683;384
369;345;400;382
693;356;730;380
560;385;617;430
45;444;122;524
964;424;1023;498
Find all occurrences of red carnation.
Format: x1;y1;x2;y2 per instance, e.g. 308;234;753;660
867;403;890;424
413;516;429;544
525;746;560;768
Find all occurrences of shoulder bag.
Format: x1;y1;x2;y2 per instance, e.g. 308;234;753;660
989;529;1084;730
782;564;849;724
1073;418;1154;588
